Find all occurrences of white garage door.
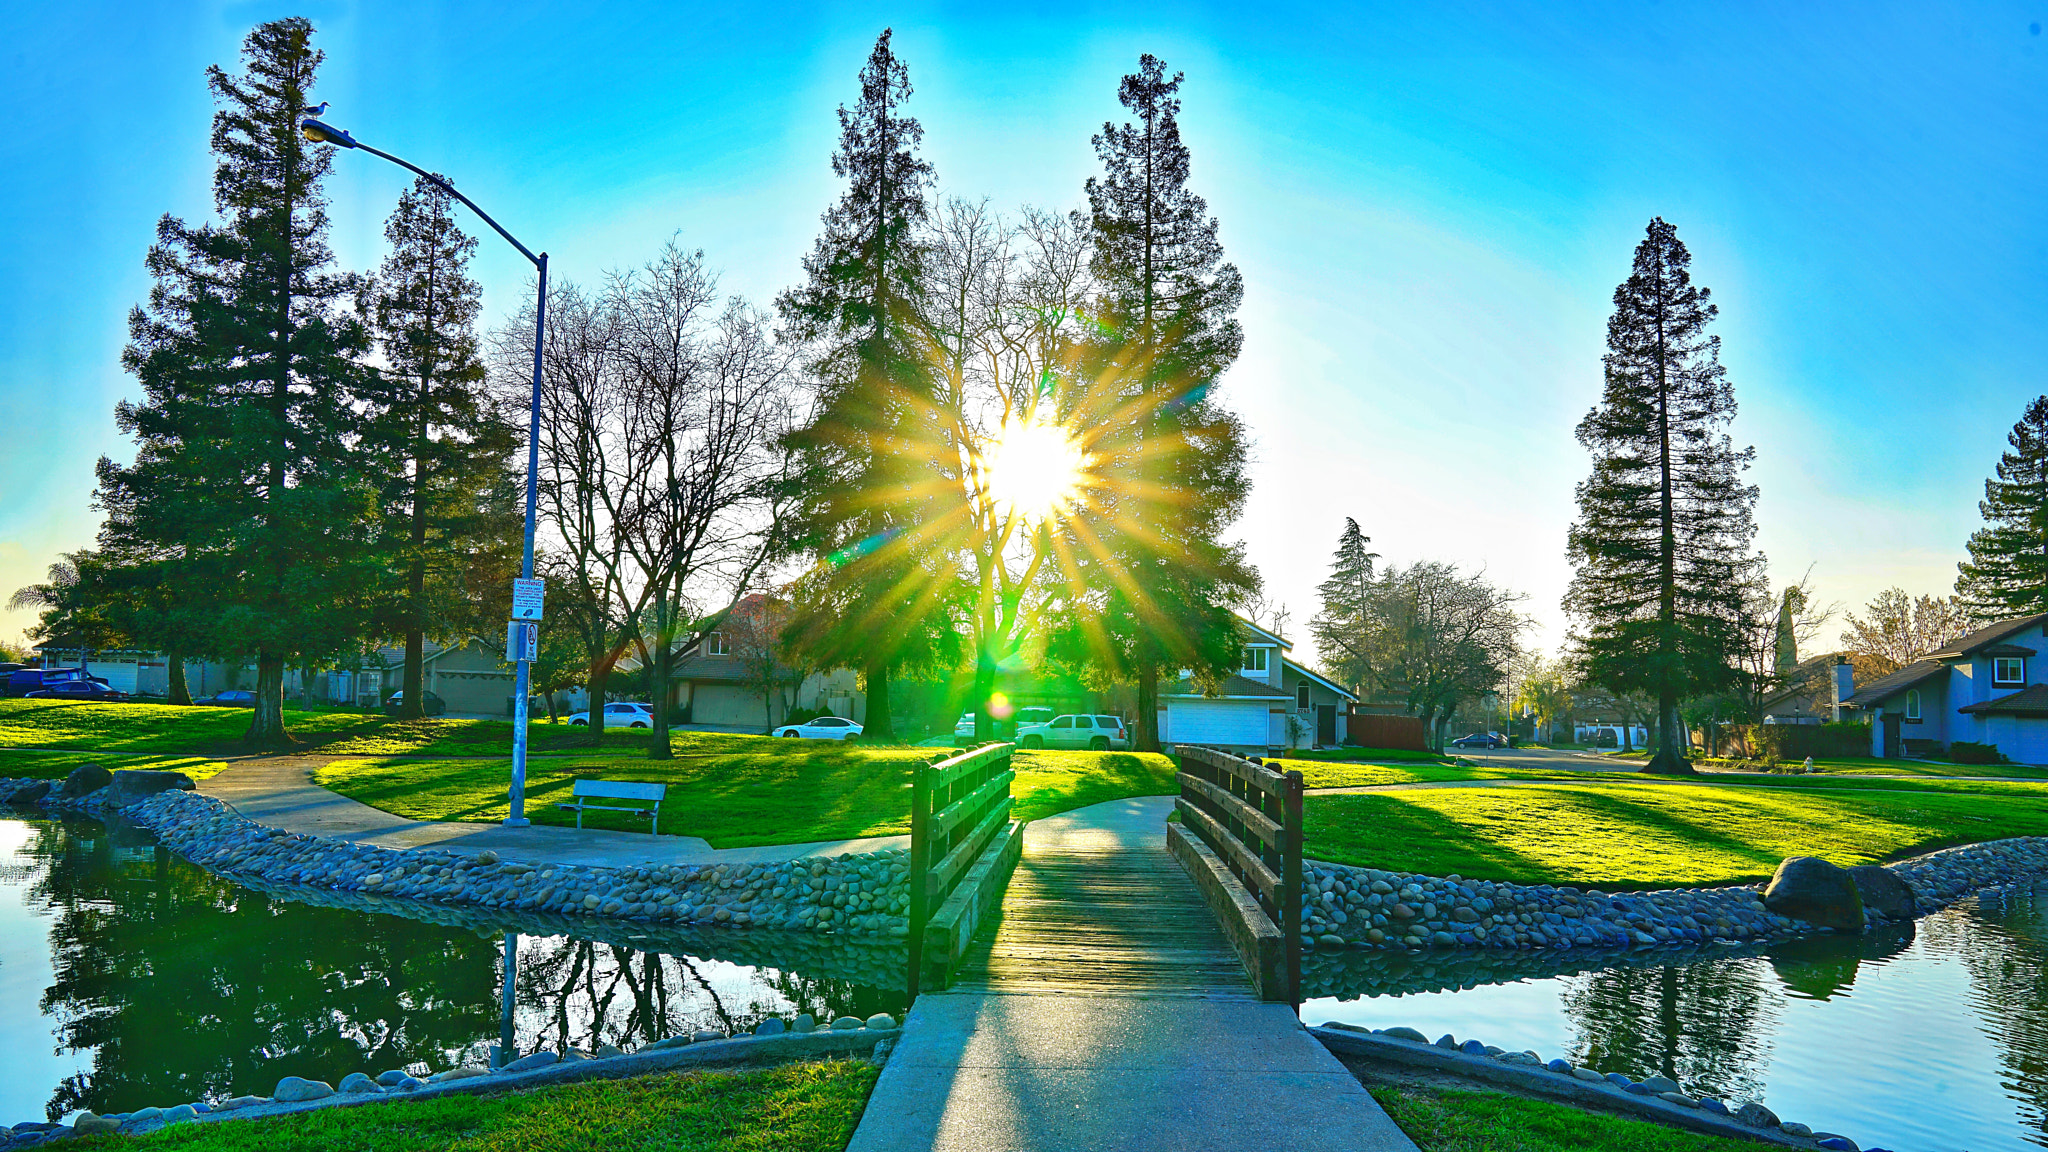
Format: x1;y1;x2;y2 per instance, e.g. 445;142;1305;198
1168;699;1270;747
692;684;768;727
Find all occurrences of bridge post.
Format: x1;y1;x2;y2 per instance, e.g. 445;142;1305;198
1283;768;1303;1008
906;763;931;1002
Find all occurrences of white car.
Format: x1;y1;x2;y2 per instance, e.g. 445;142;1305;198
777;716;863;740
1016;714;1130;751
565;702;654;728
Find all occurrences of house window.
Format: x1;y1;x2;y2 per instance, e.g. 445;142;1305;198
1905;689;1921;722
1995;657;2024;686
1242;647;1268;673
1296;682;1311;711
706;632;728;657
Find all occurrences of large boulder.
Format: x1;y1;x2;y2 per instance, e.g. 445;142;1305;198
1846;865;1917;920
52;763;115;801
100;770;196;810
1763;856;1864;931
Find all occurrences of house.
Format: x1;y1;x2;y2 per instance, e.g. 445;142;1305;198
1843;612;2048;762
1157;617;1357;756
1760;653;1857;725
659;595;865;732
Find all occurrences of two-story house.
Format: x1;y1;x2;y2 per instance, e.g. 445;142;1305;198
1156;617;1357;756
1843;612;2048;762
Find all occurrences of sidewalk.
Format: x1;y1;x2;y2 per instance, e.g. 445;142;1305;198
197;756;907;868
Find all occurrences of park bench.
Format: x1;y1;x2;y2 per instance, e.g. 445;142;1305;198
557;779;668;835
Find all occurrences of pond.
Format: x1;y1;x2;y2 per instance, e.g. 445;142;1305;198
1304;880;2048;1151
0;811;905;1124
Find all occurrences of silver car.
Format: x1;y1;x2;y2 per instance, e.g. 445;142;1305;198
1016;714;1130;751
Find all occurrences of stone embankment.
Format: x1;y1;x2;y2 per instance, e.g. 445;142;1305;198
1317;1023;1892;1152
2;1012;902;1146
0;775;913;939
1296;837;2048;952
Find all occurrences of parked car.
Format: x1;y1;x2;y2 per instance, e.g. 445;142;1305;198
6;668;106;698
1016;713;1130;751
382;690;448;717
952;706;1058;745
1449;732;1506;749
564;702;653;728
776;716;863;741
197;690;257;707
26;680;128;702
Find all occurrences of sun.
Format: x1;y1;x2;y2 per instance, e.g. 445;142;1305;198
980;418;1090;523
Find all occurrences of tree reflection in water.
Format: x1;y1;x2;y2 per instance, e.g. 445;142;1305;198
7;814;900;1122
1938;889;2048;1144
1558;957;1780;1103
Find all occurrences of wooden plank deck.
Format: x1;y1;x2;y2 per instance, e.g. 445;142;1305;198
949;844;1253;999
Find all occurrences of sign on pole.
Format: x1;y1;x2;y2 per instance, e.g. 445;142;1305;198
507;621;539;663
511;577;546;621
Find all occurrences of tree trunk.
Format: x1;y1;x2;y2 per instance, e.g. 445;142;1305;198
1136;661;1160;753
865;662;894;742
971;657;996;743
244;652;292;747
401;628;426;721
167;652;191;706
586;658;610;744
648;609;674;760
1645;694;1694;774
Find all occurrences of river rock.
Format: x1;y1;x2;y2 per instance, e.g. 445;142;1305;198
8;781;50;804
1763;857;1865;931
375;1069;409;1087
71;1113;120;1135
502;1051;558;1073
430;1066;490;1083
125;1106;163;1124
595;1044;624;1058
160;1104;198;1125
1781;1121;1813;1137
53;763;114;801
1640;1075;1681;1094
1382;1026;1428;1043
1735;1101;1781;1128
274;1076;334;1102
865;1013;897;1031
100;770;195;809
1847;865;1916;919
755;1018;787;1036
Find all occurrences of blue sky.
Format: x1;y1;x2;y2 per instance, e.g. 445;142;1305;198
3;2;2044;660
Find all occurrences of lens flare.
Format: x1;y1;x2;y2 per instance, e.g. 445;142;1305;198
980;418;1089;523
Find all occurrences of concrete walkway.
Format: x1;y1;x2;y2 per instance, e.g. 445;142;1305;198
197;756;907;868
847;797;1418;1152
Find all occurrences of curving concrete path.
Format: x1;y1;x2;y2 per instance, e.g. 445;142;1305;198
196;755;908;868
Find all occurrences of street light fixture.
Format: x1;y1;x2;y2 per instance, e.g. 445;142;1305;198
303;115;547;828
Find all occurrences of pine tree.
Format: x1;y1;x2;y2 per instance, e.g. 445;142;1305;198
361;176;520;719
1565;218;1759;775
1070;54;1257;752
97;18;376;745
776;29;954;741
1311;518;1380;693
1958;396;2048;619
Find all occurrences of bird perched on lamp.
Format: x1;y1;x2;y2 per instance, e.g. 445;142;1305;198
306;101;329;117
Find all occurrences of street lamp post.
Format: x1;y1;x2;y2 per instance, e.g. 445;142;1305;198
303;117;544;827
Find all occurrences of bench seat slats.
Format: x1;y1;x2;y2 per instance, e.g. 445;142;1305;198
557;778;667;834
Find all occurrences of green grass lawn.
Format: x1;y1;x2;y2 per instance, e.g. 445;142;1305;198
1305;777;2048;887
72;1061;877;1152
1370;1084;1769;1152
0;747;230;782
315;745;1178;849
1277;759;1623;790
1278;746;1449;763
0;699;682;758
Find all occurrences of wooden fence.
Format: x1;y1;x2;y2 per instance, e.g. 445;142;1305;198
1344;712;1428;751
906;742;1018;996
1167;745;1303;1004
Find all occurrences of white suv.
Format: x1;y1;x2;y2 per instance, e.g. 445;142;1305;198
565;702;654;728
1016;714;1130;751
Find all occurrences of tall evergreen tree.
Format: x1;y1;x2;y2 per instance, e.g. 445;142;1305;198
1958;396;2048;619
1070;54;1256;752
361;175;520;719
98;18;375;745
777;29;953;741
1311;517;1380;693
1565;218;1759;775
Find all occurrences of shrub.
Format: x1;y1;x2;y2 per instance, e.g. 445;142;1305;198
1951;741;2009;765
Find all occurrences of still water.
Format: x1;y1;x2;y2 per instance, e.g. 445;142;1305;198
1305;882;2048;1151
0;812;904;1123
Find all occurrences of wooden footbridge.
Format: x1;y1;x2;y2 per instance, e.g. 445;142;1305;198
849;744;1417;1152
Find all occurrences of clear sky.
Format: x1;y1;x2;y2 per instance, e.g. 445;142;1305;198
3;2;2044;663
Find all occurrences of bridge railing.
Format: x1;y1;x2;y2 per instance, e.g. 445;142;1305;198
1169;745;1303;1004
906;741;1018;996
